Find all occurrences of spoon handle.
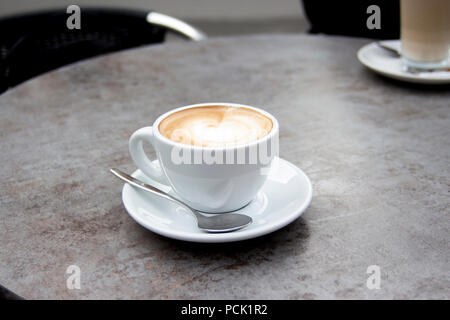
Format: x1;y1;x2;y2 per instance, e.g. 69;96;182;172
377;41;400;56
110;168;195;214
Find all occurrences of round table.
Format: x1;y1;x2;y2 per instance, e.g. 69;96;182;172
0;34;449;299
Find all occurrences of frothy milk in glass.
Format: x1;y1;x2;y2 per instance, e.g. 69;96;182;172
401;0;450;69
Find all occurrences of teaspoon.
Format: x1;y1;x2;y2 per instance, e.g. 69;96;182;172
110;168;252;233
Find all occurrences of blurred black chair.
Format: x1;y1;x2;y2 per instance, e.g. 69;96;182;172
301;0;399;39
0;8;206;94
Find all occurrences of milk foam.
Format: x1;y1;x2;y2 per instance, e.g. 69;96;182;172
159;106;273;147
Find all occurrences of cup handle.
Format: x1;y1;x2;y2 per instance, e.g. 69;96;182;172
129;127;167;185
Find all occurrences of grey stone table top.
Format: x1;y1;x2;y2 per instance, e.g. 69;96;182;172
0;34;449;299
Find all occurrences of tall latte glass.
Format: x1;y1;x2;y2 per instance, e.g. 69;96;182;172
400;0;450;70
128;103;279;213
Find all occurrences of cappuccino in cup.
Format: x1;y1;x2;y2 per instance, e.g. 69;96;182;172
129;103;279;213
401;0;450;69
159;105;273;147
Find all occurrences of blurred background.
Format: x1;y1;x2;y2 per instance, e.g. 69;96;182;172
0;0;401;93
0;0;308;37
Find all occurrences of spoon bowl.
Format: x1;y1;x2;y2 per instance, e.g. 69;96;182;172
195;212;252;233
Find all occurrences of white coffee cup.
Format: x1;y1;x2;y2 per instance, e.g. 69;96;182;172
129;103;279;213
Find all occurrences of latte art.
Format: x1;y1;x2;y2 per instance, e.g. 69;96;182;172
159;106;273;147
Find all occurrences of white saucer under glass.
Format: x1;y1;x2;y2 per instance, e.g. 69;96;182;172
357;40;450;84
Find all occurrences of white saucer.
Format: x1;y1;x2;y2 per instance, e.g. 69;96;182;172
121;157;312;243
357;40;450;84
